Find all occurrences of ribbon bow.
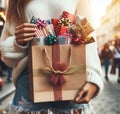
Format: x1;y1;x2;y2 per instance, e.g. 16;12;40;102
46;34;58;45
50;62;67;86
36;18;47;29
58;17;71;26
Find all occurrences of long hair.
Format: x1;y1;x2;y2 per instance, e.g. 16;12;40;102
6;0;31;25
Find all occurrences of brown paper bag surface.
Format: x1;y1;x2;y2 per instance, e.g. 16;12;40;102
29;44;86;102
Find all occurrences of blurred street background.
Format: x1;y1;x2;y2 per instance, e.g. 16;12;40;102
0;0;120;114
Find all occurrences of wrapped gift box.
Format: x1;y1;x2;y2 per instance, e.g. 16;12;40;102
52;19;68;36
62;11;76;24
29;44;86;103
70;18;94;38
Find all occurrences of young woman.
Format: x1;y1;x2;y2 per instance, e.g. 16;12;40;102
0;0;103;114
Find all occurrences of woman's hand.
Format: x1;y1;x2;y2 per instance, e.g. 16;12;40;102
75;82;98;104
15;23;36;46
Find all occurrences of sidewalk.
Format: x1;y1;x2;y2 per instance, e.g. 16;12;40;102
0;76;15;102
0;75;15;114
91;66;120;114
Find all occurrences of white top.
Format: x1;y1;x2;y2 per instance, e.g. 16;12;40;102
25;0;78;20
0;0;103;94
114;48;120;58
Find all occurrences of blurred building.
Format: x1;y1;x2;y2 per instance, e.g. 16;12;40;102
0;0;5;10
0;0;8;36
0;0;8;11
96;0;120;48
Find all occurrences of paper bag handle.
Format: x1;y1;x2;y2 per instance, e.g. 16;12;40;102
42;47;72;74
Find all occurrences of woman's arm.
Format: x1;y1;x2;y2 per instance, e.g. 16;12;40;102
0;22;36;67
75;42;104;103
74;0;104;103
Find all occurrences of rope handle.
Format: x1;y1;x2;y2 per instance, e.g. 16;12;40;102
42;46;72;74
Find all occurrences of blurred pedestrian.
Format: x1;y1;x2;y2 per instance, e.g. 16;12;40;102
100;43;113;81
112;39;120;83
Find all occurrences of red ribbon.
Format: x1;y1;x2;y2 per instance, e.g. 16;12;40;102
50;62;67;86
52;44;67;101
50;74;66;86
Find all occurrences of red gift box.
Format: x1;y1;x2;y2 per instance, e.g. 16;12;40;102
52;19;68;36
62;11;76;24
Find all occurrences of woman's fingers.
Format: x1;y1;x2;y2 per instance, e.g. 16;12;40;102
16;37;34;43
16;32;36;40
75;87;89;104
15;23;37;45
76;94;90;104
15;23;36;35
75;83;98;104
15;27;36;35
15;23;36;30
85;83;98;99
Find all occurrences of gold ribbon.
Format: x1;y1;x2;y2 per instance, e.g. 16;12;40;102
78;18;94;38
33;64;86;77
58;17;71;26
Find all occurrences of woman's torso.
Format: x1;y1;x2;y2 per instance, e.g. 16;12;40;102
25;0;79;22
101;49;112;60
